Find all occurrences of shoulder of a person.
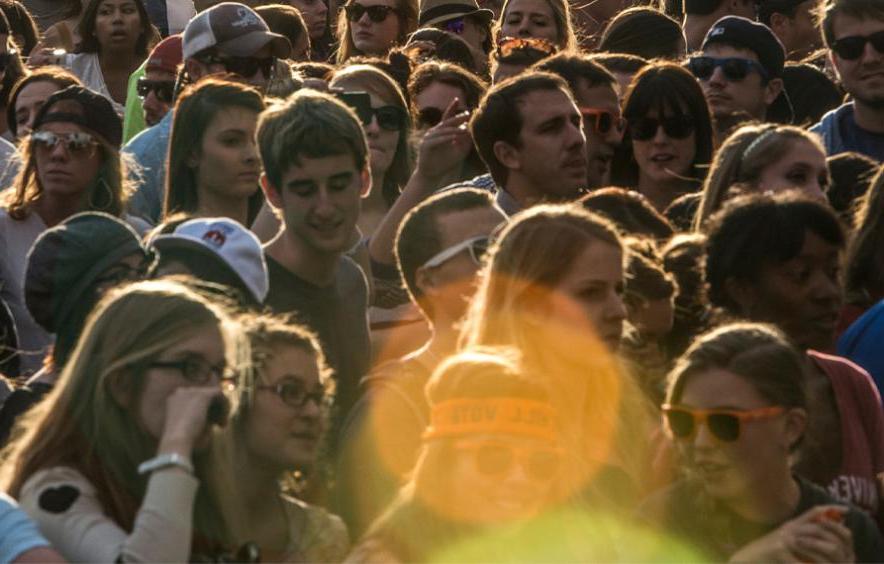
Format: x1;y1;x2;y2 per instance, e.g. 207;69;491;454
339;255;369;289
124;114;171;153
345;535;401;564
19;466;98;520
811;103;851;131
282;495;350;554
809;350;877;390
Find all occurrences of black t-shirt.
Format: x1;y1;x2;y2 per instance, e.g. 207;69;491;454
264;255;371;452
642;476;884;561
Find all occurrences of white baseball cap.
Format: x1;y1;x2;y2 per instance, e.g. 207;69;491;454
152;217;269;304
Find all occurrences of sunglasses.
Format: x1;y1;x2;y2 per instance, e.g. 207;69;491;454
688;56;770;83
256;380;328;409
199;54;275;79
442;16;465;34
422;235;490;269
580;108;625;137
662;404;785;443
417;106;445;128
629;115;695;141
832;30;884;60
136;78;175;104
495;36;558;59
32;130;98;157
455;440;562;481
345;3;399;22
353;104;406;131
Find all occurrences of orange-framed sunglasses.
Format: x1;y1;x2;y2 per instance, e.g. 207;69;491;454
662;404;785;443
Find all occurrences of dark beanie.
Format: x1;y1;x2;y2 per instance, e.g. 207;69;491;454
32;85;123;147
25;212;146;335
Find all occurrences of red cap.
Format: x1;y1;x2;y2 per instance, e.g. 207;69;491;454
146;35;183;75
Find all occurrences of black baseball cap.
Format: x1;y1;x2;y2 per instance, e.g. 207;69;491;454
702;16;786;79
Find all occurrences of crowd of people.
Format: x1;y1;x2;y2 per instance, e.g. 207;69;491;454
0;0;879;561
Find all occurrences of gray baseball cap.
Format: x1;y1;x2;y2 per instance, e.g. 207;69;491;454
183;2;292;60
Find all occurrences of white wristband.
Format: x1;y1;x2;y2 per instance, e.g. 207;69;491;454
138;453;194;475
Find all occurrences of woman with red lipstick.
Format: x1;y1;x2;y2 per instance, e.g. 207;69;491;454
213;314;350;562
163;78;266;228
648;322;883;561
705;192;884;528
58;0;158;114
336;0;418;63
610;61;714;215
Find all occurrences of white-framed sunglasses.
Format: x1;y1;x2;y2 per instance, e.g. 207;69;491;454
421;235;491;270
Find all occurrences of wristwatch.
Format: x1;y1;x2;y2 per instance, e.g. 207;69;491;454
137;453;194;475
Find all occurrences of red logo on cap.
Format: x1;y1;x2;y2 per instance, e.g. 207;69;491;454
203;230;227;247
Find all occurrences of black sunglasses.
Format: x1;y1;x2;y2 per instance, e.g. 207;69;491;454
354;104;406;131
136;78;175;103
345;3;399;22
417;106;444;128
199;54;275;79
688;56;769;83
629;115;695;141
832;30;884;60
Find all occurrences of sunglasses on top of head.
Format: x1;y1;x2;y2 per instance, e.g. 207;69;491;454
345;3;400;22
629;115;695;141
136;78;175;103
662;404;785;443
831;30;884;60
688;56;770;83
199;54;275;79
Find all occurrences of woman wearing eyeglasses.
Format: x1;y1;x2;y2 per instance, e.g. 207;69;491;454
692;123;830;231
610;61;714;215
336;0;418;63
211;314;350;561
0;279;238;561
0;85;138;376
164;78;266;228
648;322;883;561
54;0;159;116
348;348;564;562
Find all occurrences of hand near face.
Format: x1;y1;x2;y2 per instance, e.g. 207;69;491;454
415;97;472;179
729;505;854;563
157;387;226;455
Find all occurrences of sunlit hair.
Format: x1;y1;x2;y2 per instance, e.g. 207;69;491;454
460;204;650;502
363;346;555;560
408;60;488;114
211;313;333;544
77;0;158;57
330;64;413;206
6;67;82;138
164;77;265;221
0;279;236;544
666;322;807;451
694;123;827;231
492;0;577;51
335;0;419;63
3;101;132;221
844;165;884;309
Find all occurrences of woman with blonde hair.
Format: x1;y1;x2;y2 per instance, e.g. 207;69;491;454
0;279;238;561
493;0;577;52
693;123;830;231
460;204;652;511
0;85;139;375
336;0;418;63
211;314;349;561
